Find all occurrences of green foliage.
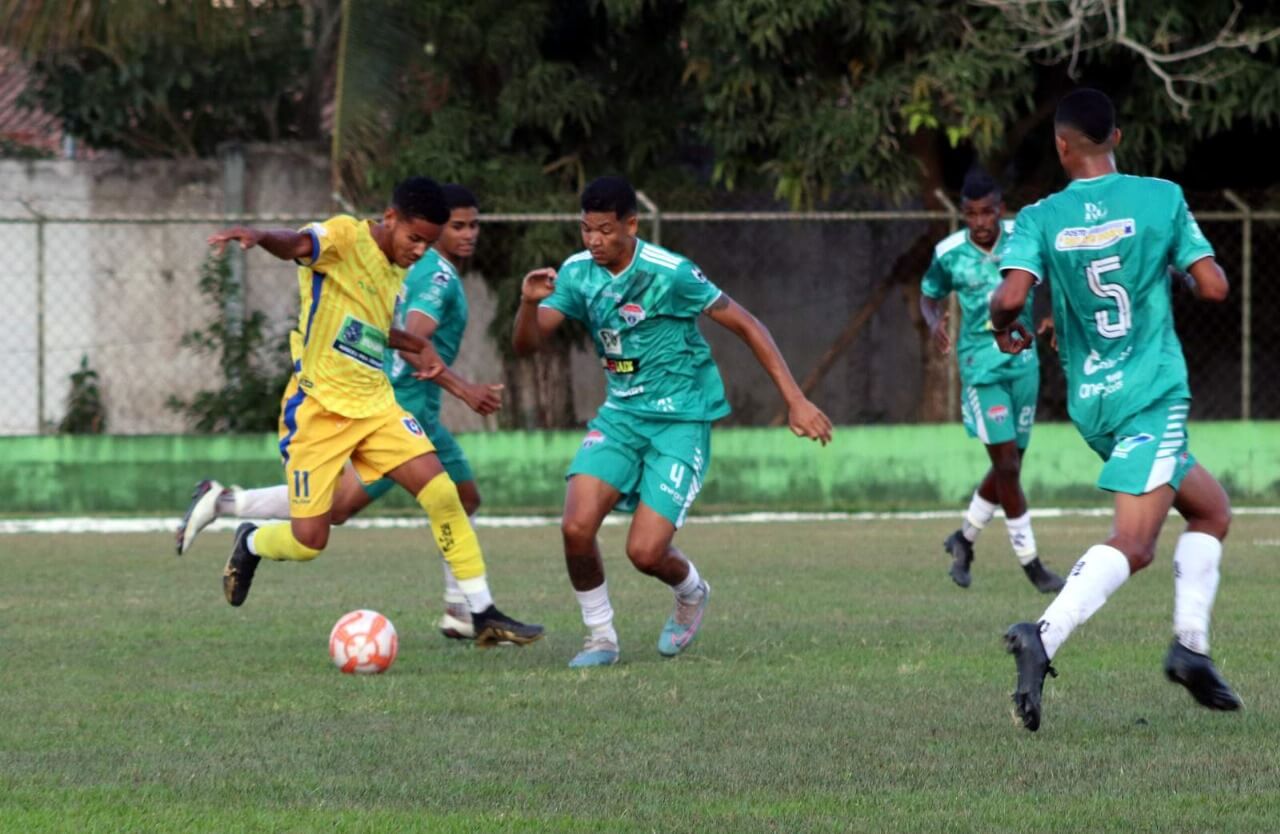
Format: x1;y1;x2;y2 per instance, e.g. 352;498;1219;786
166;254;293;433
13;1;329;157
57;354;106;434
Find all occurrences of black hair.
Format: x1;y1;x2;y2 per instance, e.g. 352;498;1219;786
961;168;1000;202
442;183;478;212
391;176;449;224
1054;88;1116;145
580;176;637;219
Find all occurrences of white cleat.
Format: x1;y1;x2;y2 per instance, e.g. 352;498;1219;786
176;479;224;556
438;604;476;640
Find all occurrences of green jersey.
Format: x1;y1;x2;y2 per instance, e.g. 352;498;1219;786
384;248;469;420
1000;173;1214;436
921;220;1038;386
543;239;730;422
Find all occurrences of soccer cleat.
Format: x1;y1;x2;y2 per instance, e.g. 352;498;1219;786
471;606;544;648
438;604;476;640
943;530;974;588
176;479;225;556
1005;621;1057;732
222;522;260;607
569;635;621;668
1022;558;1066;593
657;581;710;657
1163;640;1243;711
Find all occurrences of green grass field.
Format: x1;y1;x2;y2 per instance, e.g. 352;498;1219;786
4;515;1280;833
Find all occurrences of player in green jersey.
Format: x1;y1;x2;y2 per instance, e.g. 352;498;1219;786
920;169;1064;594
990;89;1240;732
178;185;507;641
512;176;833;668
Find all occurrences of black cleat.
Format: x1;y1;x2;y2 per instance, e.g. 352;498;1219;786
1022;558;1066;594
1005;621;1057;732
1164;640;1243;711
471;606;544;648
943;530;974;588
222;522;260;607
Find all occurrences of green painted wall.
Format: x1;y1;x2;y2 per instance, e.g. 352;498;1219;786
2;423;1277;515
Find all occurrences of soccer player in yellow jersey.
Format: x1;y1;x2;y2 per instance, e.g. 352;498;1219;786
205;177;542;646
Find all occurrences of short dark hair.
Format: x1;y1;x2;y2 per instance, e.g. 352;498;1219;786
580;176;637;219
961;168;1000;202
1055;88;1116;145
391;176;449;224
442;184;478;212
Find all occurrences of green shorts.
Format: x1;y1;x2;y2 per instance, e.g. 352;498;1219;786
960;372;1037;449
361;417;474;500
567;408;712;528
1083;399;1196;495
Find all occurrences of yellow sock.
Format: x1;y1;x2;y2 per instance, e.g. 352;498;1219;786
252;522;322;562
417;473;486;581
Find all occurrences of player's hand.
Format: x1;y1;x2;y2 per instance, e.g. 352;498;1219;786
788;397;833;446
994;321;1034;354
460;382;504;416
1036;316;1057;352
931;310;951;355
520;268;557;303
207;227;262;255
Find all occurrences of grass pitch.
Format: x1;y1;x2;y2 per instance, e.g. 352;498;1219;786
3;515;1280;832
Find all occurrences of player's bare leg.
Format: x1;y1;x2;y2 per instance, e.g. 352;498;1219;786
387;452;542;646
627;505;710;658
562;474;621;667
1164;464;1241;709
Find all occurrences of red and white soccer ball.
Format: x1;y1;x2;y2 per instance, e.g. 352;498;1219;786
328;609;398;674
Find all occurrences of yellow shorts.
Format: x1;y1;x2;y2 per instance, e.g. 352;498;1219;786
277;376;435;517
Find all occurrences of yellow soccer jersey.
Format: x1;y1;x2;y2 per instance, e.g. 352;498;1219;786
292;215;406;418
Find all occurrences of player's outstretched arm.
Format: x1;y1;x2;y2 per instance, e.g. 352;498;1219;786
705;294;833;446
207;227;312;261
989;269;1035;354
511;267;565;356
1181;258;1230;303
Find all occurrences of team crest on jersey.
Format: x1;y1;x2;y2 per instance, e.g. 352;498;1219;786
581;429;605;448
1055;219;1135;251
619;303;646;326
1112;433;1154;459
1084;202;1108;222
986;404;1009;424
402;417;424;436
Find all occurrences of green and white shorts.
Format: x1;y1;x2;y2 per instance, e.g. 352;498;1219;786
567;408;712;528
1083;399;1197;495
960;372;1038;449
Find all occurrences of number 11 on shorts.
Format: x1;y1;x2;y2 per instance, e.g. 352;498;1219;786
293;470;311;498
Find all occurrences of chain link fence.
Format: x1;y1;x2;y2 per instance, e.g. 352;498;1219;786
0;198;1275;435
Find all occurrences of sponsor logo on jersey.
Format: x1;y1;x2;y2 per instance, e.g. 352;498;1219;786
987;404;1009;424
432;271;451;286
691;266;708;283
610;384;645;398
1111;432;1154;459
1084;202;1108;222
598;328;622;356
1054;218;1135;251
602;357;641;375
1078;371;1125;400
402;417;424;436
619;303;646;326
1082;346;1131;375
581;429;605;448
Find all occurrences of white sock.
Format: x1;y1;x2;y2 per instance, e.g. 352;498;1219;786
1005;512;1038;566
246;529;258;555
1038;544;1131;660
1173;532;1223;655
963;491;998;542
235;485;291;519
457;576;493;614
441;560;466;606
672;560;704;602
575;582;617;643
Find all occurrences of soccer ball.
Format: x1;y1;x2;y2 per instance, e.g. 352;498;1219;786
328;609;398;674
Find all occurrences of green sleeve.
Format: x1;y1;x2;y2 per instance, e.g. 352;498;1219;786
1170;188;1216;270
541;260;585;322
999;206;1046;283
920;254;951;299
669;260;723;316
